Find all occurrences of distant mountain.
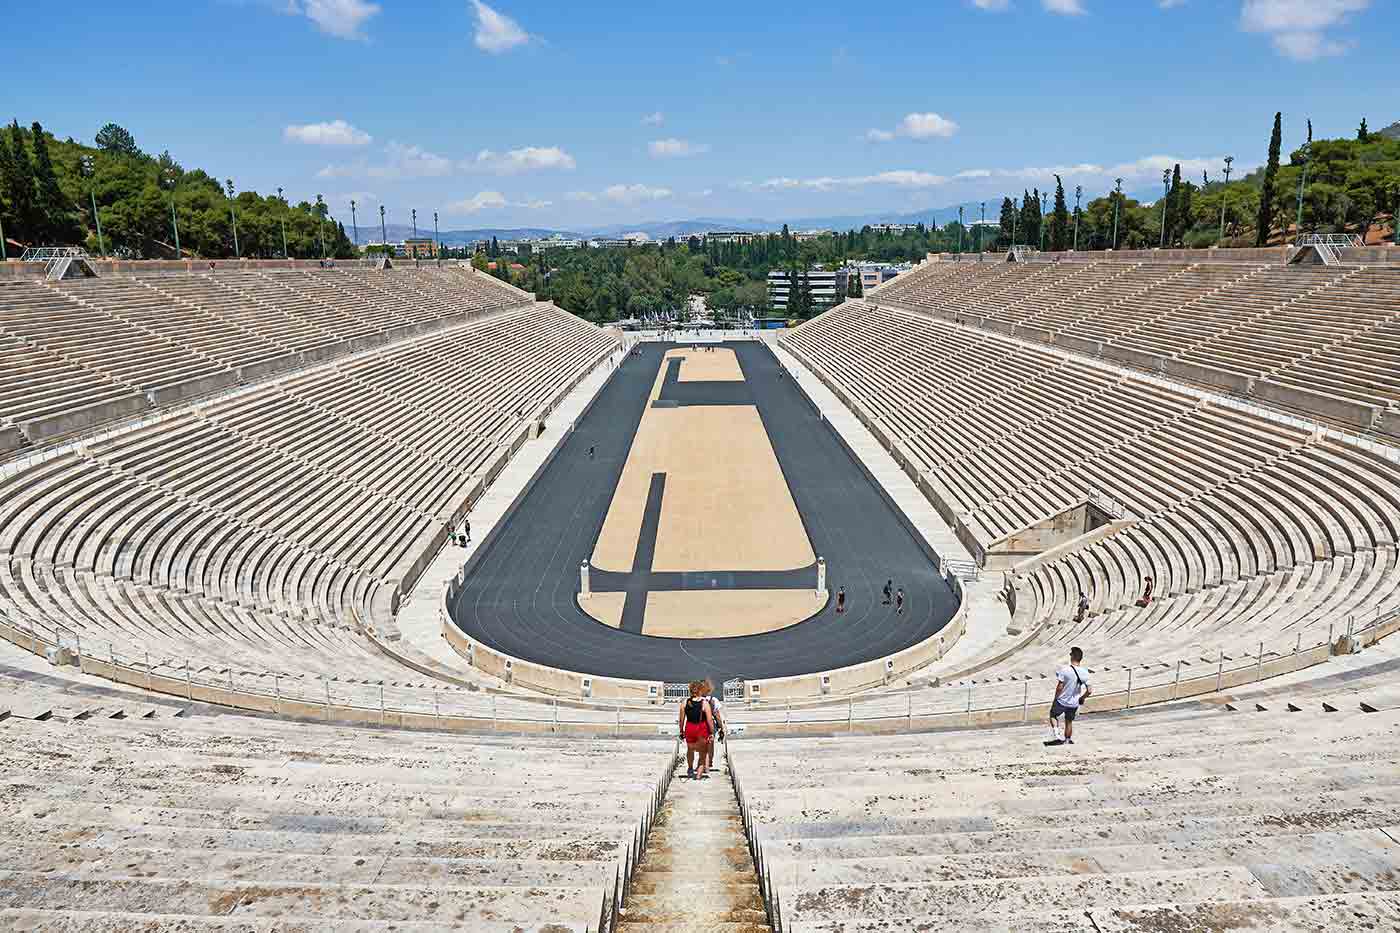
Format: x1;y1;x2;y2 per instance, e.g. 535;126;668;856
1378;121;1400;141
588;205;1000;240
348;224;586;245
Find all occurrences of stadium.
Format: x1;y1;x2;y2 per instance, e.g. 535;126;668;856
5;3;1400;929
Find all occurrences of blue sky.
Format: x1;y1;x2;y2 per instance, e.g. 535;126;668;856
7;0;1396;229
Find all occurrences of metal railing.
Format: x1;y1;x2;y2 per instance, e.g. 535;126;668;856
1297;233;1364;249
5;597;1396;736
600;740;680;932
727;737;782;931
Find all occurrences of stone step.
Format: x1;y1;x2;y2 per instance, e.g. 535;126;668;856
1088;891;1400;931
750;783;1400;841
781;866;1269;923
0;908;587;932
616;924;770;933
617;895;769;925
0;872;602;924
757;802;1400;861
4;840;617;889
766;826;1400;891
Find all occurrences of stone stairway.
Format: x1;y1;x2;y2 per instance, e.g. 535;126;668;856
617;745;768;932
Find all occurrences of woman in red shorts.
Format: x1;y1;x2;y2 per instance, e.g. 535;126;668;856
679;681;716;779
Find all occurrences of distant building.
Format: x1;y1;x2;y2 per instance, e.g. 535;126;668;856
793;229;835;242
530;235;583;251
767;267;847;312
705;230;757;245
847;261;910;292
868;223;921;234
590;237;646;249
402;237;436;258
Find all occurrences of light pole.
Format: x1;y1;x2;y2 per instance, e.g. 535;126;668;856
1073;185;1082;251
1295;140;1312;241
1039;192;1048;251
80;156;106;257
0;213;6;261
163;167;180;259
350;200;359;252
1160;169;1170;248
978;201;985;254
411;208;418;243
1219;156;1234;246
277;187;289;259
433;211;440;261
226;179;240;259
315;194;327;259
379;205;387;257
957;206;964;254
1111;178;1123;250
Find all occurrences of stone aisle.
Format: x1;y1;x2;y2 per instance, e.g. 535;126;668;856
617;746;769;932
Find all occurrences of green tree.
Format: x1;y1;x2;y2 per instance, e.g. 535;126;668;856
997;197;1015;249
29;122;75;243
1050;176;1070;251
5;121;38;243
1256;112;1283;246
1359;118;1369;143
95;123;141;158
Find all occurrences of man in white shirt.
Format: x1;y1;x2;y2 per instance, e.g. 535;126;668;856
1047;646;1091;746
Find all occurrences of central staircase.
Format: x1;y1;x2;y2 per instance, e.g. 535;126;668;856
618;744;768;931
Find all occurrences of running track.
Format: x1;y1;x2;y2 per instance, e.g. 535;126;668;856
448;341;958;688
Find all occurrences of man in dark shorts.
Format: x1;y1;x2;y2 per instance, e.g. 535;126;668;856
1046;646;1091;746
882;579;893;605
895;587;904;615
835;586;846;614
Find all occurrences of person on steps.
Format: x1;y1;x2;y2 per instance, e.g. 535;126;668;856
1135;576;1154;608
702;680;725;774
680;681;715;779
1046;646;1091;746
1076;590;1090;623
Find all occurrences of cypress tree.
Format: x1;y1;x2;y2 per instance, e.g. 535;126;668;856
5;121;37;244
30;121;73;244
1358;118;1369;142
1256;112;1282;246
1167;163;1183;246
998;197;1015;248
1050;176;1070;251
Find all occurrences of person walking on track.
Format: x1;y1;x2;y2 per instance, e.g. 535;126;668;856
680;681;716;779
895;587;905;616
835;586;846;615
882;580;893;605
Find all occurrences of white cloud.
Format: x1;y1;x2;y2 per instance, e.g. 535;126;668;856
1159;0;1187;8
317;141;454;180
648;138;710;158
740;154;1250;198
642;112;665;126
604;183;673;204
283;119;372;146
471;0;532;53
453;191;508;213
867;112;959;143
566;185;672;204
972;0;1011;9
749;171;948;192
449;190;552;213
469;146;576;174
1042;0;1086;13
1240;0;1370;60
287;0;381;40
